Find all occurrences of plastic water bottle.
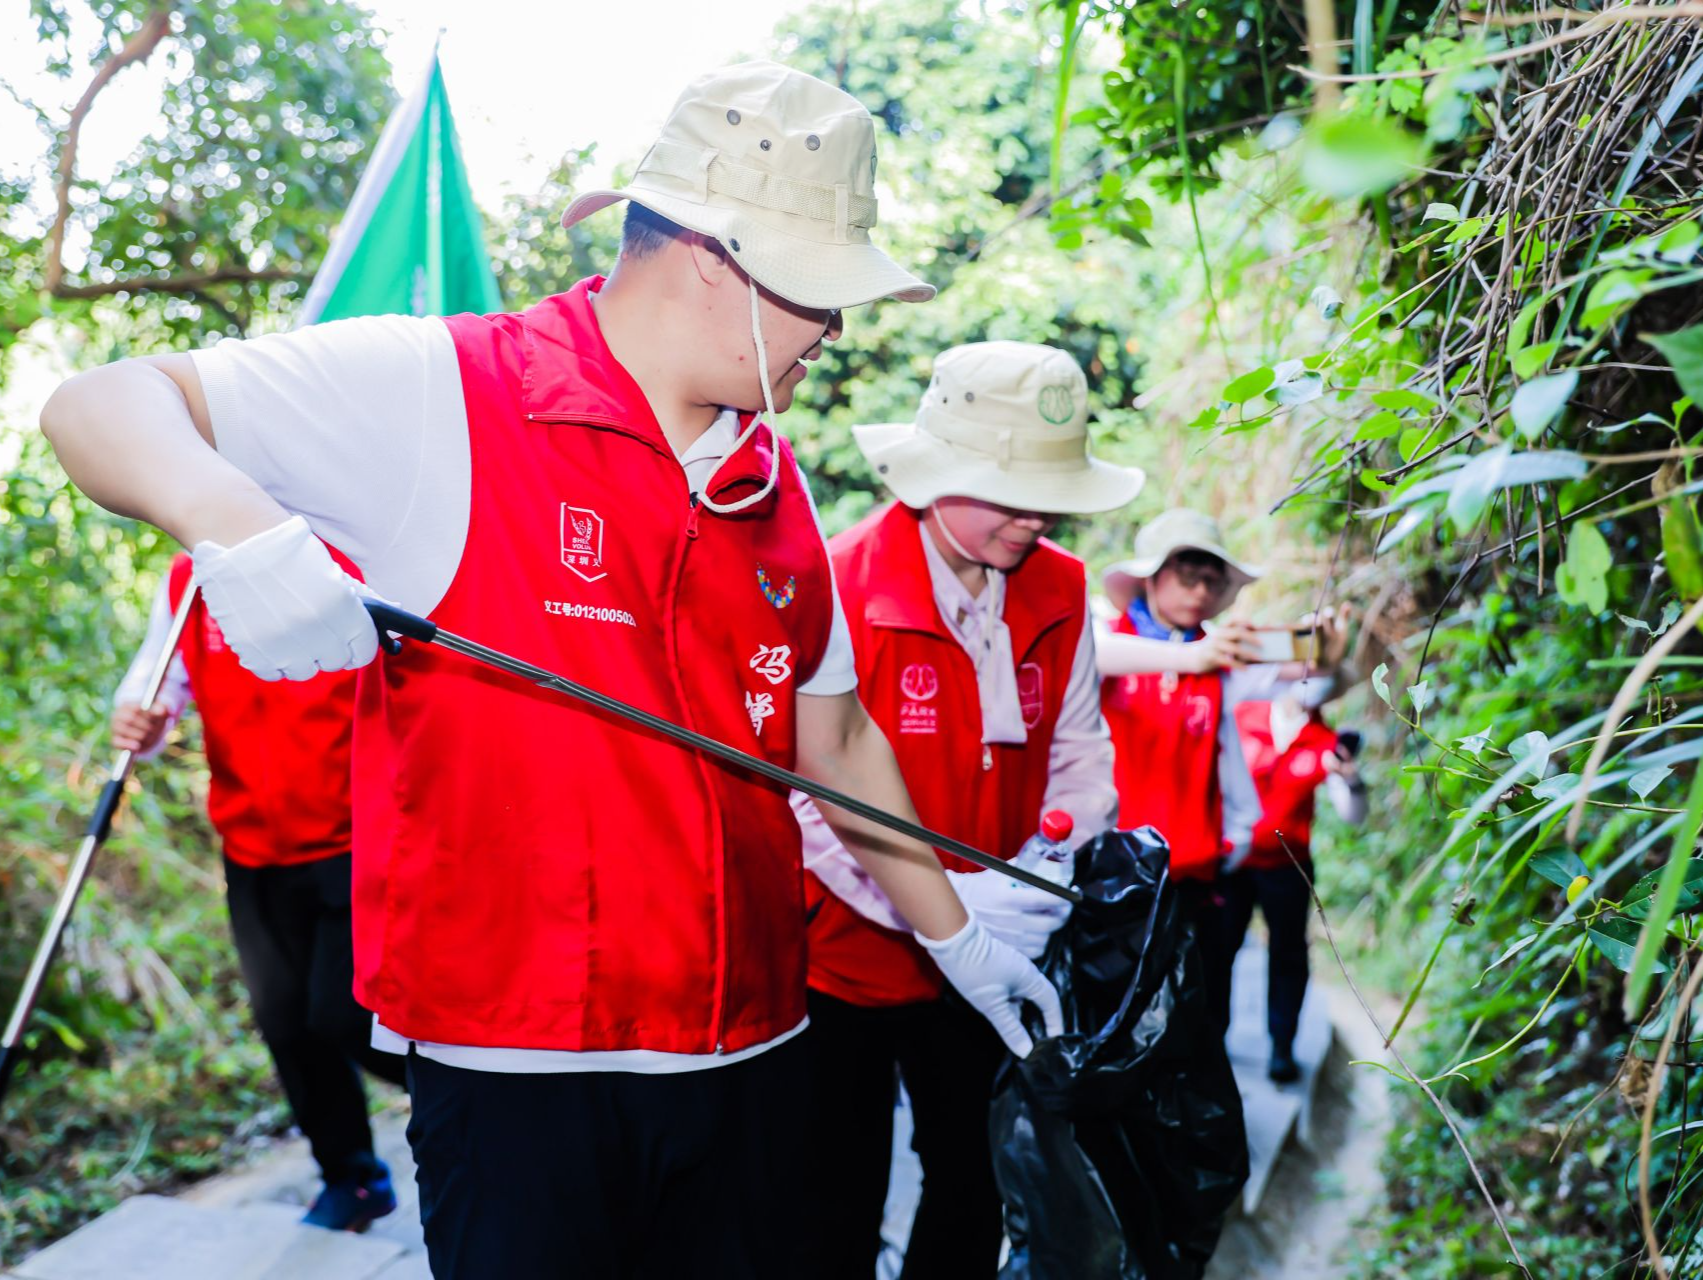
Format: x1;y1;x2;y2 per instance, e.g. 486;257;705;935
1014;810;1075;882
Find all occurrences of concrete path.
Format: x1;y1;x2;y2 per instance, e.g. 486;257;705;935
8;939;1375;1279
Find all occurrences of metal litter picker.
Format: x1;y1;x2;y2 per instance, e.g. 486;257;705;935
0;588;197;1106
361;601;1082;903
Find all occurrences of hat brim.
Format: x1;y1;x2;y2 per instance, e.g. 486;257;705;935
852;421;1144;516
1102;542;1264;591
561;188;935;310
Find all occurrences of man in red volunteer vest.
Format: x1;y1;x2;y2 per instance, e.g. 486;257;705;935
1223;695;1366;1082
794;342;1138;1277
112;551;406;1231
45;62;1061;1278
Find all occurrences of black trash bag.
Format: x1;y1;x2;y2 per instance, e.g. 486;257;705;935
991;827;1248;1280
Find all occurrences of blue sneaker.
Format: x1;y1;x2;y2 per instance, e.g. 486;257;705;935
303;1153;397;1232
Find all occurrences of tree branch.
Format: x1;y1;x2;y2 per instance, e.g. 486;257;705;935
50;266;299;300
42;6;174;296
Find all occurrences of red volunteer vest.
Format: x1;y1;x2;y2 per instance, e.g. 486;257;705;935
351;279;833;1054
1100;612;1225;880
806;504;1086;1007
1234;701;1338;871
166;553;355;868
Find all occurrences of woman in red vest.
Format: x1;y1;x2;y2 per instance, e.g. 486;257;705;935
112;551;405;1231
1225;694;1366;1081
796;341;1142;1279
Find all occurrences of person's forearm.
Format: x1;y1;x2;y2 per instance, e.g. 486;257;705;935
1093;630;1196;677
40;360;286;546
798;708;969;941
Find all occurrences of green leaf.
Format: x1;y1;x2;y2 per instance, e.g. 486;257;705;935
1188;405;1222;430
1628;764;1674;800
1301;112;1426;200
1532;772;1580;801
1646;325;1703;406
1661;498;1703;601
1510;371;1577;439
1511;730;1552;781
1372;662;1392;706
1530;848;1589;889
1457;724;1494;756
1353;410;1403;442
1556;521;1612;613
1446;446;1589;532
1310;285;1343;319
1512;341;1561;379
1271;372;1325;406
1625;764;1703;1015
1423;202;1461;223
1371;388;1436;413
1622;860;1703;919
1407;681;1433;714
1223;367;1276;404
1658;219;1701;262
1582;269;1654;330
1361;469;1395;493
1591;918;1659;974
1398;426;1429;462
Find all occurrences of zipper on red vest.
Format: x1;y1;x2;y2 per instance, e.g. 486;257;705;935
685;495;701;540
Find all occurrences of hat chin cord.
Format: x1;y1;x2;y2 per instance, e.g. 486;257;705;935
696;280;783;516
928;503;992;568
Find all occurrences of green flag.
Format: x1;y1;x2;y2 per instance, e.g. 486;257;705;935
300;49;502;324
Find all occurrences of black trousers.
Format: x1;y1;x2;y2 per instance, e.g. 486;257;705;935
406;1033;810;1279
802;989;1006;1280
223;851;405;1184
1202;864;1312;1054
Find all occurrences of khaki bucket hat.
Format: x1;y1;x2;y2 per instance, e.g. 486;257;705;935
560;60;932;311
1102;508;1265;610
852;341;1144;515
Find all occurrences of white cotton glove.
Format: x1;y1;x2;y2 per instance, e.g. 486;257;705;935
946;866;1073;960
917;916;1064;1058
191;516;378;681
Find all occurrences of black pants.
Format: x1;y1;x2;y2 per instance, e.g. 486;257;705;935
802;989;1006;1280
1202;864;1312;1054
224;852;405;1184
406;1034;809;1279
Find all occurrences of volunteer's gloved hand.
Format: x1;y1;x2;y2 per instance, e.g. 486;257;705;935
917;916;1064;1057
946;867;1072;960
191;516;378;681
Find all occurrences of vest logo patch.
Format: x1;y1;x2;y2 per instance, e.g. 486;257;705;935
900;662;939;702
745;690;775;737
560;505;607;584
1289;749;1319;777
1017;662;1044;729
750;644;793;686
1185;694;1216;735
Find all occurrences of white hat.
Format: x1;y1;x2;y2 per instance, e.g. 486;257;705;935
560;61;933;311
1102;508;1264;608
851;341;1144;515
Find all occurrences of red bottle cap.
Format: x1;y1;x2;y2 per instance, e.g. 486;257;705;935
1040;810;1074;843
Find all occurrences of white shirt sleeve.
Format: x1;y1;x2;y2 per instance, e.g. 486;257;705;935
191;314;471;616
1218;686;1262;861
790;457;856;698
790;791;911;931
1324;771;1370;825
114;576;193;758
1039;587;1119;850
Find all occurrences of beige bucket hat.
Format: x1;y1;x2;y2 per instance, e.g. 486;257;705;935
852;341;1144;515
1102;508;1264;610
560;60;932;311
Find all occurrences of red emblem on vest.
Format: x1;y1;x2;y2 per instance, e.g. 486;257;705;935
1017;662;1044;729
560;504;607;583
900;662;939;701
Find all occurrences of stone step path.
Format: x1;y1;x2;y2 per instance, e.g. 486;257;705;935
9;940;1342;1279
